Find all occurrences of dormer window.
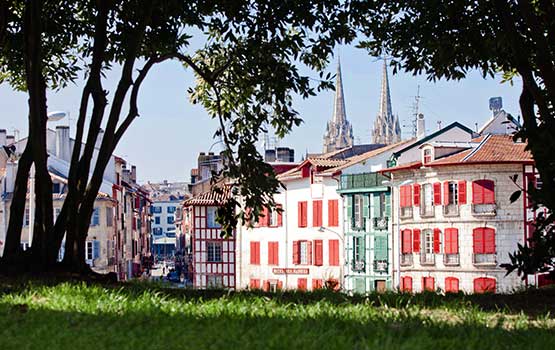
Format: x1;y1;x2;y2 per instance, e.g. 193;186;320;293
423;147;434;164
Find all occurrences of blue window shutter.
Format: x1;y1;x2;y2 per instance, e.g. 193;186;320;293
93;240;100;259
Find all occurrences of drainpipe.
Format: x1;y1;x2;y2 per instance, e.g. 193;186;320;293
331;174;343;288
284;187;289;288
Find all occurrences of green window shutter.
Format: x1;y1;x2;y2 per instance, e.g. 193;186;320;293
347;195;353;229
359;236;366;260
373;193;381;218
374;236;388;261
363;195;370;228
385;192;391;217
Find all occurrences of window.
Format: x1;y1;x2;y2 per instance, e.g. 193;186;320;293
353;194;365;229
328;200;339;227
399;185;413;218
329;239;340;266
298;201;307;227
249;279;260;289
401;276;413;292
421;229;435;265
445;277;459;293
24;208;29;227
106;207;113;227
167;216;175;224
312;200;323;227
473;227;496;264
444;228;460;265
473;277;496;293
352;236;365;272
374;236;388;272
401;229;413;265
313;240;323;266
167;206;176;213
152;227;163;235
85;241;99;261
207;241;223;262
472;180;496;215
91;208;100;226
154;216;161;225
268;206;280;227
422;277;435;291
443;182;460;216
250;241;260;265
151;206;162;214
52;182;61;194
299;241;310;265
312;279;323;290
207;275;223;288
268;242;279;265
420;184;434;217
373;192;388;230
423;148;433;164
207;207;220;228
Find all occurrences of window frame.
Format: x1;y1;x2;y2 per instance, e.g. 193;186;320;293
206;241;223;262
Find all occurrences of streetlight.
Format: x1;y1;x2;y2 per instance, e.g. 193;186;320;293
318;226;344;288
28;111;68;248
382;178;413;290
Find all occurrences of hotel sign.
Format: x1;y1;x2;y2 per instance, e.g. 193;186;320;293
272;268;309;275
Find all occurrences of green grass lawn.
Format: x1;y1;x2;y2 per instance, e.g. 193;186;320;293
0;280;554;350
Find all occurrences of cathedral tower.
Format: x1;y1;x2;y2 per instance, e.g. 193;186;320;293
323;58;354;153
372;58;401;144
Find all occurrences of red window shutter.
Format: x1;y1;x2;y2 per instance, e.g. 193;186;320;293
329;239;339;266
401;276;412;292
433;182;442;205
298;201;307;227
444;228;459;254
293;240;300;265
423;277;435;291
400;185;413;208
413;229;421;252
307;240;313;265
256;242;260;264
312;279;323;290
328;200;338;227
268;242;273;265
297;278;307;291
445;277;459;293
263;281;270;292
413;184;421;206
458;181;467;204
483;228;496;254
314;240;323;266
443;182;450;205
277;204;283;227
250;242;258;264
277;281;283;290
473;228;484;254
399;186;406;207
472;181;483;204
474;277;496;293
483;180;495;204
402;229;412;254
433;228;441;253
313;200;322;227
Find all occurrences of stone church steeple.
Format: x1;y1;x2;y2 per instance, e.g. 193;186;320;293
323;57;354;153
372;58;401;144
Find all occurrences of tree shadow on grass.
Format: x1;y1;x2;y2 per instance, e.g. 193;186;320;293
0;300;553;350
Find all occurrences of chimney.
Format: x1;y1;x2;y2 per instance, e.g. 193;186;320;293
416;113;426;139
55;126;71;161
95;128;104;149
131;165;137;183
0;129;6;146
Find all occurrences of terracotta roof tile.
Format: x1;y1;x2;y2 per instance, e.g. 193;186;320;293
183;185;233;206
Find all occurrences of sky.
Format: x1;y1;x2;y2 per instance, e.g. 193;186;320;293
0;44;522;184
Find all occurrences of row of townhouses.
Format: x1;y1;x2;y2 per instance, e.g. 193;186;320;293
177;58;553;294
0;126;152;280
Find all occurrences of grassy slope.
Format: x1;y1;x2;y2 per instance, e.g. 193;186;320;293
0;281;553;350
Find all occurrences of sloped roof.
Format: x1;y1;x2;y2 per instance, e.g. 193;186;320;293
183;185;233;206
383;134;533;173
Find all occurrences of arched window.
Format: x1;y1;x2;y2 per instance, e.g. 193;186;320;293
473;277;496;293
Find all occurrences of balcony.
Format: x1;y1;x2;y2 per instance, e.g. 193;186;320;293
351;259;366;273
351;217;368;232
373;217;389;231
472;203;497;216
400;253;413;266
400;207;413;219
374;260;388;273
473;253;497;265
420;253;435;265
443;253;460;266
340;172;390;190
443;204;460;217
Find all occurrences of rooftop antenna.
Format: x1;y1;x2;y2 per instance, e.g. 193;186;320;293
411;85;422;137
437;120;442;130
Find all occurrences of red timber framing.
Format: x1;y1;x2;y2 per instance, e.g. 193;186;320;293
191;205;236;289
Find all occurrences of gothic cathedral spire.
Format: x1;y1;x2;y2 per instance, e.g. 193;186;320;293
372;57;401;144
323;57;354;153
